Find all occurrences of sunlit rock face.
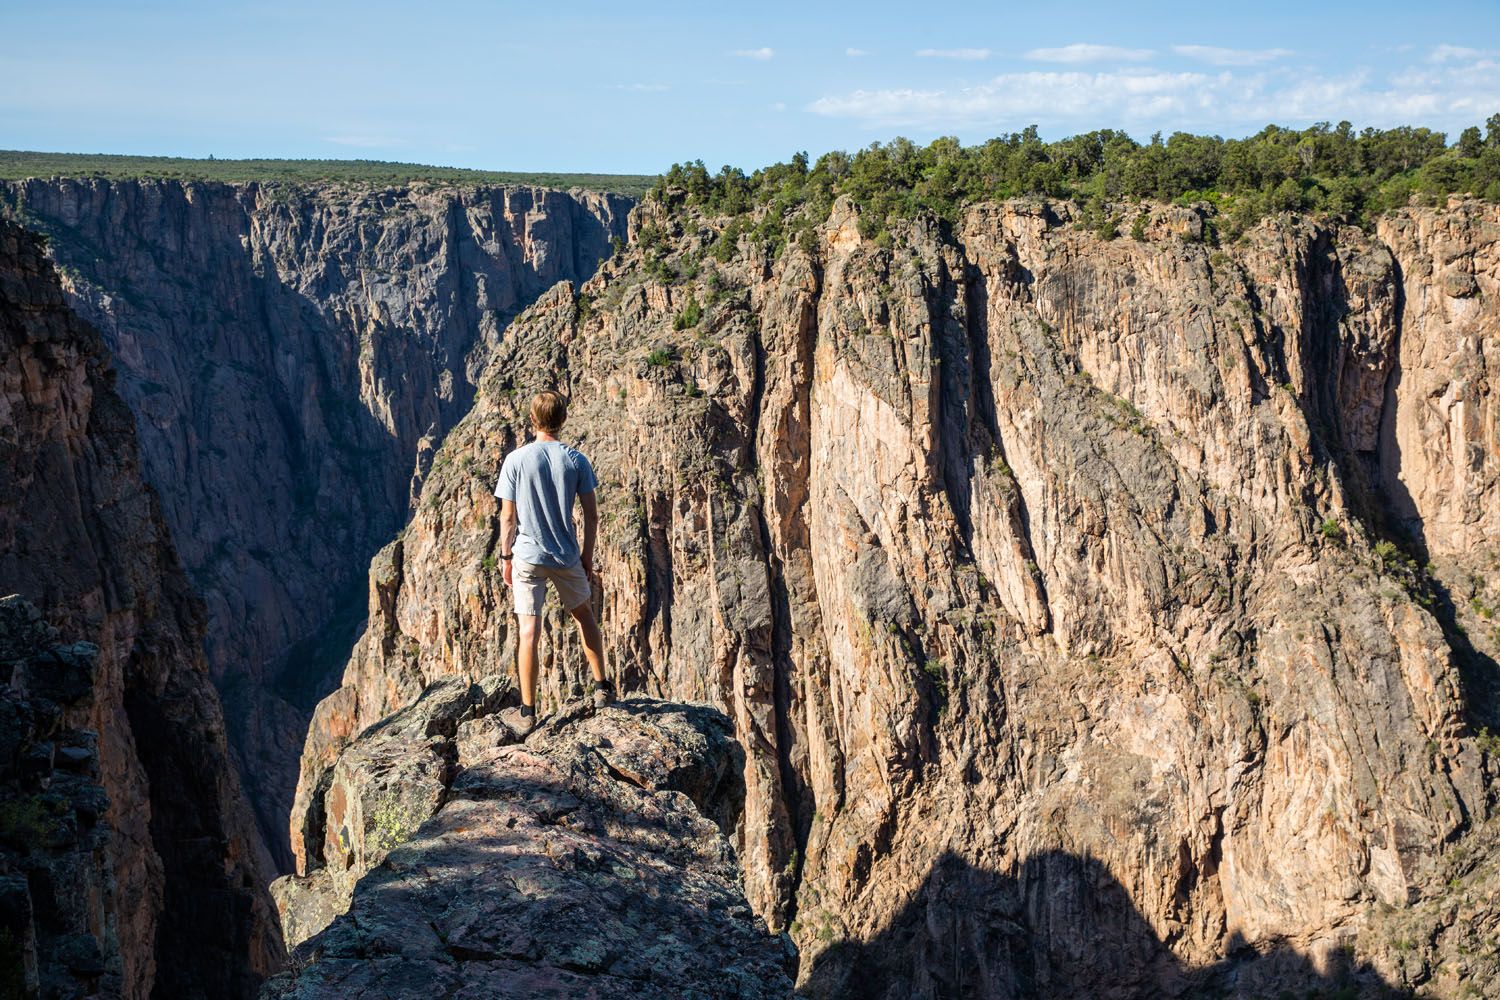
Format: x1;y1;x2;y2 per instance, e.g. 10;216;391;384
280;191;1499;996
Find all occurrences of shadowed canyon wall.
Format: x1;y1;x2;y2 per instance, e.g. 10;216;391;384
1;178;631;866
1;219;281;999
284;194;1498;996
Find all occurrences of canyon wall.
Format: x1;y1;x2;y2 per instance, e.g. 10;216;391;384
1;178;631;864
0;219;281;998
286;193;1498;996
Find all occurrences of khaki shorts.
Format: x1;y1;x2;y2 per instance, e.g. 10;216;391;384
513;559;591;616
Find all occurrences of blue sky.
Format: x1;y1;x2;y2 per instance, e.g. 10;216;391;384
5;0;1500;174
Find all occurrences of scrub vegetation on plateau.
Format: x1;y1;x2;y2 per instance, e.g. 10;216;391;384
0;149;657;198
649;115;1500;253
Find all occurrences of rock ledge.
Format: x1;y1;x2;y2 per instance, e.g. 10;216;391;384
266;696;795;1000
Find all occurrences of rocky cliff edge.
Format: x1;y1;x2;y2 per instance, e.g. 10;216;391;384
266;692;795;999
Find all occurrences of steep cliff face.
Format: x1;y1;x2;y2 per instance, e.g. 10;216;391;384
266;694;795;999
1;178;631;863
0;219;281;998
1374;207;1500;725
285;195;1498;996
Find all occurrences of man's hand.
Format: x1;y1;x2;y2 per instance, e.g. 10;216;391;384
502;558;513;588
581;553;594;579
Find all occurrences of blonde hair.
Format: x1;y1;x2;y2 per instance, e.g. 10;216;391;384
529;390;568;433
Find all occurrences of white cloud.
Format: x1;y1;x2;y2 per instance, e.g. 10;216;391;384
1173;44;1292;66
731;47;774;60
1429;44;1491;63
772;101;787;112
613;82;670;92
808;70;1208;126
1025;43;1154;63
846;47;871;57
805;56;1500;134
916;48;991;61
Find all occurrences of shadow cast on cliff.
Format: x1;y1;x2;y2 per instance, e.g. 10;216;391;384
799;851;1410;1000
1299;245;1500;734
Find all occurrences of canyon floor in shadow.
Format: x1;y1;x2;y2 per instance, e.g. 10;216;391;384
800;851;1407;1000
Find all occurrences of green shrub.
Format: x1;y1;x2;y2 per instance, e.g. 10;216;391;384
0;795;65;850
1476;727;1500;754
644;348;674;368
673;296;702;330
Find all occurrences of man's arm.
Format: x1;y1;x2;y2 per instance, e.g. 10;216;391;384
579;490;598;577
499;498;518;586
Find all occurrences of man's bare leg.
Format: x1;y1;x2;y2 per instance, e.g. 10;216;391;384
568;602;607;684
517;613;541;707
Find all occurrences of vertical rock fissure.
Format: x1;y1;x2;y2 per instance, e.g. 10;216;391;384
744;273;810;927
1372;249;1500;736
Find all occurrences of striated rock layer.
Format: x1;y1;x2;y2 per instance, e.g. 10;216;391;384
1;178;631;864
286;194;1499;996
0;220;281;998
265;695;795;999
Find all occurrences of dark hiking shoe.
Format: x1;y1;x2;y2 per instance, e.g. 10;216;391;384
592;679;616;709
502;704;537;737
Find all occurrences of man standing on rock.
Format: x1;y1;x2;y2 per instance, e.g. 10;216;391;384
496;390;614;733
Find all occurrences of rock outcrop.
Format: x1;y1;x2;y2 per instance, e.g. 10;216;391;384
0;219;281;997
286;193;1498;996
272;675;508;946
0;597;116;1000
1;178;632;864
265;695;795;999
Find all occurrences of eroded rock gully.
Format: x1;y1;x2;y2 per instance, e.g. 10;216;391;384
1;177;631;865
1;220;279;999
285;194;1498;997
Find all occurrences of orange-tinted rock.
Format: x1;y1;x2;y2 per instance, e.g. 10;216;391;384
285;196;1499;996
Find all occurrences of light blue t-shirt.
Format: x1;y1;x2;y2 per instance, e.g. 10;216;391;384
495;439;598;568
